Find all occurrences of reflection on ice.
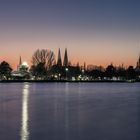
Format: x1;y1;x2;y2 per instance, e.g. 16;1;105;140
20;83;29;140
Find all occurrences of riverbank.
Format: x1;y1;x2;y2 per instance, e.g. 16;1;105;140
0;79;139;83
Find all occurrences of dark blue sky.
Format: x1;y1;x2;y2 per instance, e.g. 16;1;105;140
0;0;140;30
0;0;140;68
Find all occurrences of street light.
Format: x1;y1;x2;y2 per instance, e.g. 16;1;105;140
65;68;68;80
82;69;84;74
82;69;85;80
58;73;61;80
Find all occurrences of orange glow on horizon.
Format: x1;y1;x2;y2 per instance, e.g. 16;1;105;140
1;56;137;71
0;34;139;70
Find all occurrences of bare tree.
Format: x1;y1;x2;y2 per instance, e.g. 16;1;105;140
32;49;56;71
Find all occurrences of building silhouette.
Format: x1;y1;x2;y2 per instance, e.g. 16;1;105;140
63;48;68;67
17;56;22;71
137;54;140;68
2;47;140;81
12;56;30;79
57;48;62;66
136;54;140;71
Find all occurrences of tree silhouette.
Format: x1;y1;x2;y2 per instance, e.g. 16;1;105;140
87;69;104;80
31;49;56;79
0;61;12;80
116;67;126;80
32;49;56;71
30;63;46;79
126;66;136;80
105;64;116;79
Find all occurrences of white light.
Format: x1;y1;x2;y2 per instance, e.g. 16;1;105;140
65;68;68;71
22;62;28;67
21;84;29;140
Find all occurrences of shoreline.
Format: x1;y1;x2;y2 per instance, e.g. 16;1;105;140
0;80;139;83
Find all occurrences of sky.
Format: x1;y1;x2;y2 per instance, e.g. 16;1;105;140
0;0;140;69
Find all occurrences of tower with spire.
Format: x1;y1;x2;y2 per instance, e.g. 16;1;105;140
19;56;22;65
136;54;140;68
57;48;62;67
17;56;22;71
63;48;68;67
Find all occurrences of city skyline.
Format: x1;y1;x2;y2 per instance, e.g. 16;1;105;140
0;0;140;69
3;48;140;71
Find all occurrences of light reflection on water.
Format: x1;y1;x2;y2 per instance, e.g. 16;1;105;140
20;83;29;140
0;83;140;140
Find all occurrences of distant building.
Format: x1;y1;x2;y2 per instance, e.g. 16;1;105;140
12;56;30;79
136;54;140;71
17;56;22;71
56;48;69;67
136;54;140;68
63;48;68;67
87;65;105;71
50;48;83;80
57;48;62;67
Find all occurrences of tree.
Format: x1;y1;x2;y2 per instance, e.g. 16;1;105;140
31;49;56;79
0;61;12;80
105;64;116;79
88;69;104;80
32;49;56;71
30;63;47;79
116;67;126;80
126;66;136;80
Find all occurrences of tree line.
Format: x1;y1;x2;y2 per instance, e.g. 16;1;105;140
0;49;140;80
86;64;140;80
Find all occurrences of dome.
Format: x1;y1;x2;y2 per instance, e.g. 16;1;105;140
22;61;29;68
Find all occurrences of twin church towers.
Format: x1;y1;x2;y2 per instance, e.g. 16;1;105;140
57;48;69;67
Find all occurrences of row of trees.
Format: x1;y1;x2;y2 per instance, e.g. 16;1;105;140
87;64;140;80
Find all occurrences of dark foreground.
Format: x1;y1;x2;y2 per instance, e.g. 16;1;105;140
0;83;140;140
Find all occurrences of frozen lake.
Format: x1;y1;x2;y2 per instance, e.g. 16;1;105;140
0;82;140;140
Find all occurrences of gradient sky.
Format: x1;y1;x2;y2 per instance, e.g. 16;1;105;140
0;0;140;69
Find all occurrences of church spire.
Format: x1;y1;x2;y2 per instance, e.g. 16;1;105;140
19;56;22;65
57;48;62;66
136;53;140;68
17;56;22;71
63;48;68;67
138;53;140;66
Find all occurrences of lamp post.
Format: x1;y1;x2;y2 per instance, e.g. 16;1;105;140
82;69;84;74
65;68;68;80
82;69;85;80
58;73;61;80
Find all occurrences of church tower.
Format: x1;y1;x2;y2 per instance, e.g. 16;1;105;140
57;48;62;66
63;48;68;67
19;56;22;65
17;56;22;71
137;54;140;68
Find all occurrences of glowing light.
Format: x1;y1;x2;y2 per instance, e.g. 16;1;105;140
20;83;30;140
65;68;68;71
22;62;28;67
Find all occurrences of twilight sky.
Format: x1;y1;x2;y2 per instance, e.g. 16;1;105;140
0;0;140;69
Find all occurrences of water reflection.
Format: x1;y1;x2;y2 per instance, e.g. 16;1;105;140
20;83;30;140
64;83;69;140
